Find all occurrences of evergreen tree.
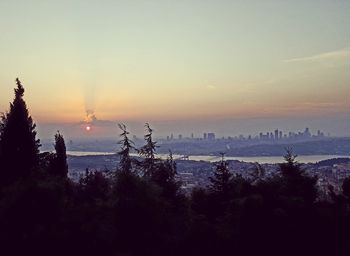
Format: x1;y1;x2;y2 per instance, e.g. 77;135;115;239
0;78;40;186
79;168;111;201
278;149;317;204
139;123;158;176
209;153;233;198
117;124;135;173
151;151;180;198
49;131;68;178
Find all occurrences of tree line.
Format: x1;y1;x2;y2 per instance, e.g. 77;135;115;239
0;79;350;256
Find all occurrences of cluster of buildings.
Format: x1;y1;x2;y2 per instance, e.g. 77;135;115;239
166;132;216;141
165;128;326;142
312;162;350;198
258;128;325;141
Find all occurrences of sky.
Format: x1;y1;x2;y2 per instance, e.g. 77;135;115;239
0;0;350;139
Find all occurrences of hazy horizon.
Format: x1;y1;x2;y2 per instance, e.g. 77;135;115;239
36;114;350;140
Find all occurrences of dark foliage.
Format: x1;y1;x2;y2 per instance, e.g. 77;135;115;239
209;153;233;199
47;131;68;177
139;123;158;176
0;78;40;187
117;123;135;173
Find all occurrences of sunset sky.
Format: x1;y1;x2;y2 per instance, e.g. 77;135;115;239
1;1;350;138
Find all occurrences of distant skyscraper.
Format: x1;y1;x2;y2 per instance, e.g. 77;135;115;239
317;130;324;137
178;134;183;140
203;133;207;140
304;127;311;137
274;129;279;140
207;133;215;140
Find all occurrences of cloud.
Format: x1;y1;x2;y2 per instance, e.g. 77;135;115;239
80;110;117;127
284;47;350;63
206;84;217;90
79;118;117;126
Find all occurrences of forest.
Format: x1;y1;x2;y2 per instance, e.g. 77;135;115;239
1;79;350;256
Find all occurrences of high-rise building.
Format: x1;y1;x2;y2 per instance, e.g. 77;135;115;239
207;133;215;140
304;127;311;137
203;133;207;140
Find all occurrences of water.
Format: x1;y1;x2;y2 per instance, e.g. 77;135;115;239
66;151;349;164
190;155;349;164
66;151;115;156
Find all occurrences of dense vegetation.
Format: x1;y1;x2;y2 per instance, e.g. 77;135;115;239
1;79;350;256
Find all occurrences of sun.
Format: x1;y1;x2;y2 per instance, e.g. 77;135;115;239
86;125;91;132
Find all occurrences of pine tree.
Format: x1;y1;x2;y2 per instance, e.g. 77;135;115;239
117;124;135;173
151;151;180;198
0;78;40;186
139;123;158;176
278;149;317;204
209;153;233;197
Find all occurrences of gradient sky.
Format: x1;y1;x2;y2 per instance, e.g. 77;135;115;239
1;0;350;138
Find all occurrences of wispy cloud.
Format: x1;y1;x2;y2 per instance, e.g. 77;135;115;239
284;47;350;63
206;84;217;90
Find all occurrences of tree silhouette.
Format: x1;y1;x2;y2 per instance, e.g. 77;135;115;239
117;124;135;173
0;78;40;187
48;131;68;178
139;123;158;176
151;151;180;198
277;149;317;204
209;153;233;198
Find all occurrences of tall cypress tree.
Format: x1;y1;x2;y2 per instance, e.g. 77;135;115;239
0;78;40;186
49;131;68;178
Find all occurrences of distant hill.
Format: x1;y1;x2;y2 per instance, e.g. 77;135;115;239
315;157;350;167
157;137;350;157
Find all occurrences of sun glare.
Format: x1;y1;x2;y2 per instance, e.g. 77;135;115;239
86;125;91;132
